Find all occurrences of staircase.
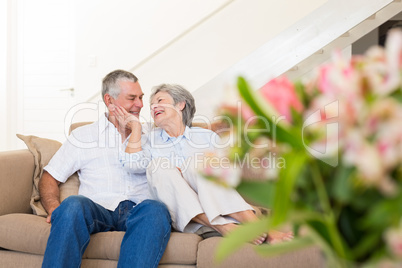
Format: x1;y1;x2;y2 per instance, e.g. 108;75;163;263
285;0;402;81
193;0;402;119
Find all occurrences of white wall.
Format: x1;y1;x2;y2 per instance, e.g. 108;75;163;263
0;1;7;151
74;0;327;121
74;0;230;101
5;0;391;151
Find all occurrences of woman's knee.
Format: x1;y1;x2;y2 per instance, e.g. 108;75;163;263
146;158;179;182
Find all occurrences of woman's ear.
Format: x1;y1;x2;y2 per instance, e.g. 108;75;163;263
177;101;186;111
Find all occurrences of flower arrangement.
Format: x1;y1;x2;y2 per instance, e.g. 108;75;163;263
205;29;402;267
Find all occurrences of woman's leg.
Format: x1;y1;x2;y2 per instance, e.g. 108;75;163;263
182;165;254;225
192;212;237;236
184;164;293;244
228;210;294;244
146;159;205;232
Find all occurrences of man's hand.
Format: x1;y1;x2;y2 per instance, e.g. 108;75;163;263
46;209;54;224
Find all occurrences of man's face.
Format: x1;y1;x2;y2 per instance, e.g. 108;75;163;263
109;80;144;118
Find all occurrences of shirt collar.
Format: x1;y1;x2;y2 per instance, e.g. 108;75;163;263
99;112;118;135
183;126;191;140
160;126;191;142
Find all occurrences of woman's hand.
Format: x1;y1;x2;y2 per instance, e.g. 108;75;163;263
109;104;141;131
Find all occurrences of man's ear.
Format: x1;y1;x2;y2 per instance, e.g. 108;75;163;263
104;94;113;107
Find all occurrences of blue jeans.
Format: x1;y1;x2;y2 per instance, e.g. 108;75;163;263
42;195;171;268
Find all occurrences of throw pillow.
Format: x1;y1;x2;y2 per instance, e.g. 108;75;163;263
16;134;80;216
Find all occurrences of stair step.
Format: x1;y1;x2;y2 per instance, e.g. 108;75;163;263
341;31;350;37
367;14;376;20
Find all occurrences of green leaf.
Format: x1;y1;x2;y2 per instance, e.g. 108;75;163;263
272;151;308;225
304;225;347;267
294;81;307;105
236;181;276;208
351;231;382;260
237;77;304;149
306;219;332;245
330;165;354;203
290;107;303;129
391;88;402;103
215;216;271;262
305;214;349;261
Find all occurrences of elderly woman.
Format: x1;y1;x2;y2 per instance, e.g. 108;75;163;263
113;84;292;244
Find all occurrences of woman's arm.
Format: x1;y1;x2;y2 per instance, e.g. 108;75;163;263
112;106;151;173
119;147;151;174
111;104;143;153
126;127;142;153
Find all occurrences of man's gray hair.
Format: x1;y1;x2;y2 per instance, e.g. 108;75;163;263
102;70;138;102
150;84;196;127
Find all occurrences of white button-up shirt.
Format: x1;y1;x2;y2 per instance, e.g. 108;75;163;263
44;114;151;211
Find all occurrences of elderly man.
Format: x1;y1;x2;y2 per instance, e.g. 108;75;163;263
39;70;171;268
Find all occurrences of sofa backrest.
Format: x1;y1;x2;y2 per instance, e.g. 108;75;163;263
0;150;35;216
69;121;230;135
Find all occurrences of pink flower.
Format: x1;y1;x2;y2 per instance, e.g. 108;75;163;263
364;46;400;96
362;29;402;96
386;28;402;73
385;224;402;259
259;76;303;122
316;51;362;97
241;104;256;122
343;131;385;185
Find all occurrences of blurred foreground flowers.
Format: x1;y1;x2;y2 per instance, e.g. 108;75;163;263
205;29;402;267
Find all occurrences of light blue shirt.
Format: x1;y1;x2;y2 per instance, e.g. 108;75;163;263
120;126;221;173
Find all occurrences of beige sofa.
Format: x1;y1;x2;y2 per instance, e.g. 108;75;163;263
0;123;324;268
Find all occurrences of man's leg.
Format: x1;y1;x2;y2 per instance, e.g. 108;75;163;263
117;200;171;268
42;195;115;268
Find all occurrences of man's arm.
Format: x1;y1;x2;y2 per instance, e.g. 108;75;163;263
39;171;61;223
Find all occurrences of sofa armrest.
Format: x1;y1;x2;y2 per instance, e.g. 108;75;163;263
0;150;34;216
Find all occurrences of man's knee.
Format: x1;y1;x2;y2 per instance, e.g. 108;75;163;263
53;195;91;219
128;200;171;226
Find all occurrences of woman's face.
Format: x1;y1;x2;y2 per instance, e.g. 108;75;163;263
150;91;184;127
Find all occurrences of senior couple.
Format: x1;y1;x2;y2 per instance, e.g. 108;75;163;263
39;69;293;268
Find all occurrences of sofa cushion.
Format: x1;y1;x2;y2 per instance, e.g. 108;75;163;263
17;134;80;216
196;237;324;268
0;214;49;255
83;231;201;265
0;213;201;265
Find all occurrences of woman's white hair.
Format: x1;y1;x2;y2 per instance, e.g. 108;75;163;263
150;84;196;127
